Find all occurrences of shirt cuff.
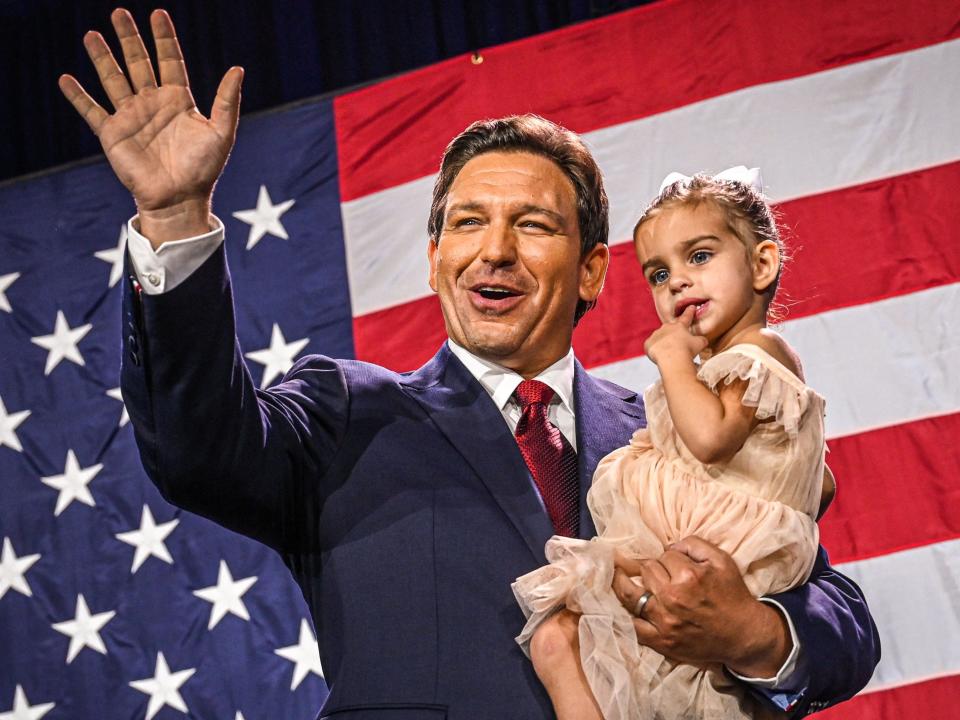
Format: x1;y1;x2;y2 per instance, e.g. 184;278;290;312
728;598;801;688
126;215;224;295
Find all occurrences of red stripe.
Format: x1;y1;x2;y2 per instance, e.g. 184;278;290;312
333;0;960;201
352;161;960;373
353;295;447;374
818;675;960;719
820;413;960;565
572;160;960;369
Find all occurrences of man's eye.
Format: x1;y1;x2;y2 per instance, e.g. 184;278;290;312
650;269;669;285
690;250;712;264
454;218;480;227
520;220;550;231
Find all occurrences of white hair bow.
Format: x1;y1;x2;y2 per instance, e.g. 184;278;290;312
658;166;763;194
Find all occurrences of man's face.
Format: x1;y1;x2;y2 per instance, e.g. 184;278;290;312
428;151;608;377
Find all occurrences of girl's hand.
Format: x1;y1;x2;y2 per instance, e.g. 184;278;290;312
644;305;708;367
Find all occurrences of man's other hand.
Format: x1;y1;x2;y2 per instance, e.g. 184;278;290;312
612;536;791;678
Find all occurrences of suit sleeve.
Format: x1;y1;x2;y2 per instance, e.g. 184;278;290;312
761;547;881;716
120;241;348;553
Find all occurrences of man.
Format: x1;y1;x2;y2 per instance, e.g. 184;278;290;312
60;9;878;718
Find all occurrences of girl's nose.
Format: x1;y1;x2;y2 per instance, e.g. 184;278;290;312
668;271;691;292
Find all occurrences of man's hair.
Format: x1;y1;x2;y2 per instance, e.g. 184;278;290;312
428;114;609;322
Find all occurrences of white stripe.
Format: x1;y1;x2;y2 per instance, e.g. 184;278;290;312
589;283;960;440
836;538;960;694
341;39;960;316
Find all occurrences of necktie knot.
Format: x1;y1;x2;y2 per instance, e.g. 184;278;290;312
515;379;555;409
513;378;578;537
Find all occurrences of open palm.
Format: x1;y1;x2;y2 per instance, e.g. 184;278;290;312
59;9;242;213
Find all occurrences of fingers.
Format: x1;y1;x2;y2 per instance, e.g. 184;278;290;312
612;568;646;607
151;9;189;87
612;568;662;644
611;560;670;609
58;74;109;135
111;8;157;92
210;66;244;138
83;30;133;110
668;536;723;564
613;552;647;577
676;304;696;327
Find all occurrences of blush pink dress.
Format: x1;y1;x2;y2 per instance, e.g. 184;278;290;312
512;344;825;720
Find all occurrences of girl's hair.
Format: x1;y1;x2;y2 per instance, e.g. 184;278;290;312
634;174;791;321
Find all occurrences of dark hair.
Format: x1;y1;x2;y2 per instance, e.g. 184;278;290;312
634;173;791;319
428;114;609;322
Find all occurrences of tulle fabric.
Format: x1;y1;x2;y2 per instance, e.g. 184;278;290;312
513;344;825;720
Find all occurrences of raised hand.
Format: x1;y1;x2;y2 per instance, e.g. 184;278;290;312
643;305;708;367
58;8;243;246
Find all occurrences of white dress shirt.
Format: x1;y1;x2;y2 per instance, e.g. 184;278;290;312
125;215;801;690
447;338;577;451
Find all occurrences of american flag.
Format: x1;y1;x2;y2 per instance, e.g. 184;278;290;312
2;0;958;718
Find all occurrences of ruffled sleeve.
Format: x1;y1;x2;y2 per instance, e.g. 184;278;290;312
697;344;811;438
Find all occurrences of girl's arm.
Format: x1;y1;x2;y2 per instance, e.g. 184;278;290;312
647;313;798;465
658;358;757;465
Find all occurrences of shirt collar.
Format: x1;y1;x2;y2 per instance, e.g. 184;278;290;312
446;339;576;413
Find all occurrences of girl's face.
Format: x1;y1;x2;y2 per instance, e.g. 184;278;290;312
634;202;778;351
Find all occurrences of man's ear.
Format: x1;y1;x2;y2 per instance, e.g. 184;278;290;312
579;242;610;303
427;237;439;293
752;240;780;294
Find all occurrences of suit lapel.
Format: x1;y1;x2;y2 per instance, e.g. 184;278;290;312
573;361;645;538
401;345;555;564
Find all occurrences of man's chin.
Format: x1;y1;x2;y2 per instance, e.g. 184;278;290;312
455;324;526;362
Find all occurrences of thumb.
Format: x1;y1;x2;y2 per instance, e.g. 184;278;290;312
669;536;724;565
211;66;244;138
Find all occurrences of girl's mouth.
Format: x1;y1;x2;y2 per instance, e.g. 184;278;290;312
674;298;709;318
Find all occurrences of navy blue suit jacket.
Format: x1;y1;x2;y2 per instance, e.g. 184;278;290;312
121;245;879;718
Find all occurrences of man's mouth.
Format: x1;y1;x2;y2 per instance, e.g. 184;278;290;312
476;286;520;300
674;298;709;319
469;284;525;313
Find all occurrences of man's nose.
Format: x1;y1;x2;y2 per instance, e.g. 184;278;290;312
479;221;518;266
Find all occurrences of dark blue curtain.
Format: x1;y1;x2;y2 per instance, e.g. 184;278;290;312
1;0;653;183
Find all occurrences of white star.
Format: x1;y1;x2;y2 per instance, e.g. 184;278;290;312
274;618;324;690
0;537;41;601
245;323;309;388
235;714;245;720
0;685;55;720
94;225;127;288
0;394;30;453
129;652;195;720
0;272;19;314
106;387;130;427
30;310;93;375
232;185;295;250
51;593;116;663
40;449;102;517
116;505;179;573
193;560;258;630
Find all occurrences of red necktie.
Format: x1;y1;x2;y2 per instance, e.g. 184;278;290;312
514;379;579;537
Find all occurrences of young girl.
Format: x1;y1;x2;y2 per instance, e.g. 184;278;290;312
512;168;833;720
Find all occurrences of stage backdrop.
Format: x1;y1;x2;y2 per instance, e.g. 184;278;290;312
1;0;958;718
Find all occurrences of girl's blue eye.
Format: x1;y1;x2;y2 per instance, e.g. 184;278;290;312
650;269;669;285
691;249;711;264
